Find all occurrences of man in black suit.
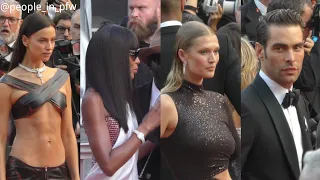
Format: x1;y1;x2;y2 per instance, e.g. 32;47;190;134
241;0;270;41
127;0;160;87
135;29;161;180
242;9;313;180
161;0;184;84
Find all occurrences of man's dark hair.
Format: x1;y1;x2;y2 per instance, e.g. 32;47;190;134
257;9;303;48
267;0;304;14
53;10;73;26
267;0;312;15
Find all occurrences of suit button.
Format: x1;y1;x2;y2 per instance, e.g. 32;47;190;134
146;173;151;179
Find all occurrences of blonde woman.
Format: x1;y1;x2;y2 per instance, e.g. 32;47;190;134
241;37;259;90
160;21;240;180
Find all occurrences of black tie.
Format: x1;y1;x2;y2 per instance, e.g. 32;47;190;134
282;89;300;109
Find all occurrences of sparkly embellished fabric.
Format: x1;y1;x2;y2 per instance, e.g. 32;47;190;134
161;80;241;180
92;116;120;167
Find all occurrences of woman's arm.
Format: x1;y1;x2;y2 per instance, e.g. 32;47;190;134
0;84;12;180
138;141;157;160
61;77;80;180
160;94;178;138
82;91;160;176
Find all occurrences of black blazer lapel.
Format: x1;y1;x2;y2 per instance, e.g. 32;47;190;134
252;75;300;179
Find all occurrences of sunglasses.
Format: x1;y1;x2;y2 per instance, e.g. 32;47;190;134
129;48;140;59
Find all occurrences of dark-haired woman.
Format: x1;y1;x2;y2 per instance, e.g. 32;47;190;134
82;24;160;180
0;13;79;179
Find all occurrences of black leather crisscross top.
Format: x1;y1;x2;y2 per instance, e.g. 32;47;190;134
0;69;68;120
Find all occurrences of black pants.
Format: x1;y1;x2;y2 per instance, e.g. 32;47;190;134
6;156;70;180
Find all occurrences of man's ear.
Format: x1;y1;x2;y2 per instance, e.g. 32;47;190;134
181;0;185;12
255;42;265;61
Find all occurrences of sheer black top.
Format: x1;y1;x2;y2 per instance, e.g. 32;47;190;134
0;69;68;120
161;80;240;180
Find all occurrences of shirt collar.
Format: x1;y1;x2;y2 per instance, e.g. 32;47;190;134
8;41;15;48
254;0;267;16
160;21;182;28
259;70;292;105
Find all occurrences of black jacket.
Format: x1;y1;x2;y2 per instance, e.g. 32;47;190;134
241;75;313;180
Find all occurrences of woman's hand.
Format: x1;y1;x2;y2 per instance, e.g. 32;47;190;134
139;97;161;135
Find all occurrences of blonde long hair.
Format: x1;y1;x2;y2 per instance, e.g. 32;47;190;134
161;21;215;93
241;37;258;90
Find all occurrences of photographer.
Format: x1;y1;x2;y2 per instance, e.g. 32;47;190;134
53;10;73;41
0;0;22;75
241;0;270;42
46;9;80;139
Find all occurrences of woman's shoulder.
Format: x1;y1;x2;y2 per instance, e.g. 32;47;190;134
82;89;111;120
160;93;176;109
83;89;102;105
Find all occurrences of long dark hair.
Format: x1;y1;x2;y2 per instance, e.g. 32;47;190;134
10;13;54;71
85;24;139;132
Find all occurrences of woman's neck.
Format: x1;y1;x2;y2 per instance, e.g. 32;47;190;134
184;73;203;86
20;53;43;69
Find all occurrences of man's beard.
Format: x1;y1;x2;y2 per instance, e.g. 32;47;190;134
0;28;17;44
127;15;158;43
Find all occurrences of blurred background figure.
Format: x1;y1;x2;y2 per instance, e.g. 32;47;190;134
300;149;320;180
0;0;22;75
53;10;73;40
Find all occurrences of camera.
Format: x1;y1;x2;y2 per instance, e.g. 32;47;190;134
0;58;10;72
0;40;13;73
202;0;240;16
48;39;80;83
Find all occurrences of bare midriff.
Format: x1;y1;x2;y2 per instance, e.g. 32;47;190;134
9;103;66;167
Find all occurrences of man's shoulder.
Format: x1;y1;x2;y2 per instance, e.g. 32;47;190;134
241;84;262;107
161;26;180;35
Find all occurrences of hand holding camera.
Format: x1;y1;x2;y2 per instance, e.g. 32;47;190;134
207;4;223;32
304;30;315;54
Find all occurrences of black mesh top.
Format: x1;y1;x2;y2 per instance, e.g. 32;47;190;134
161;80;240;180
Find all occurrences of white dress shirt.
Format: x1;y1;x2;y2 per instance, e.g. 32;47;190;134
150;79;161;108
260;70;303;171
254;0;267;16
160;21;182;28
